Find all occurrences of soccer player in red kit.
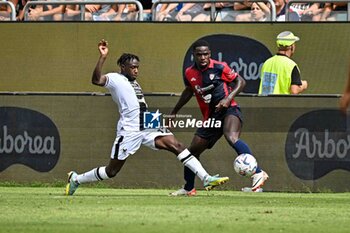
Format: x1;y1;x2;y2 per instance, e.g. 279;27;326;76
170;39;269;196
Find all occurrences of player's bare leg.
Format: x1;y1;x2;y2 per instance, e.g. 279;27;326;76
223;115;269;191
66;159;126;196
155;135;229;191
170;135;208;196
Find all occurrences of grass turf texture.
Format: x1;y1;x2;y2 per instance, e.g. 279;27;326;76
0;187;349;233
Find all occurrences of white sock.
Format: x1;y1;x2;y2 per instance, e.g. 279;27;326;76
76;166;110;184
177;149;209;181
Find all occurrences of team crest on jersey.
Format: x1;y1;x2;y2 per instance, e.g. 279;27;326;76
190;77;196;82
209;74;215;80
143;109;162;129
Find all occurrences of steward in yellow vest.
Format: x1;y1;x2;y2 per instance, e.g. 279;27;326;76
259;31;308;95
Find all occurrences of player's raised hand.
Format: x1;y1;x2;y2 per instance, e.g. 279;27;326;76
98;39;109;58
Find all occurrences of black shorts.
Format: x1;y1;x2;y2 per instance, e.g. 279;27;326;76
195;105;243;149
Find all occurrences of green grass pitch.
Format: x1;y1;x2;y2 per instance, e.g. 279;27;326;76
0;187;349;233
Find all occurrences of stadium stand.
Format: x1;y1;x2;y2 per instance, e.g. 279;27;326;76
0;0;349;21
286;0;350;21
22;0;143;21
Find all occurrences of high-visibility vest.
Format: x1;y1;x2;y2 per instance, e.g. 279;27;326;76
258;55;299;95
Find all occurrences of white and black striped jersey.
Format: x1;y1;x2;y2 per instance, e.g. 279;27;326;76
104;72;147;131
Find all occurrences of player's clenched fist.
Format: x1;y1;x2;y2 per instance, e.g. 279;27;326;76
98;39;109;57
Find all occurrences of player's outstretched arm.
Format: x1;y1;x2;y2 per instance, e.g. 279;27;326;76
92;39;109;86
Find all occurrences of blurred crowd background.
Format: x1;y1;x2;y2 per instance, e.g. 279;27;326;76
0;0;349;22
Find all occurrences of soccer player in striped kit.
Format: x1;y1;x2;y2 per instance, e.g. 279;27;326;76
65;39;229;195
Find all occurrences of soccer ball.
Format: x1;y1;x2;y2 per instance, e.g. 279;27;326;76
233;153;257;177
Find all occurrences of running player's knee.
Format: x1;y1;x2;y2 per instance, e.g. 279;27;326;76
224;133;239;144
105;167;120;178
164;137;185;154
171;140;186;154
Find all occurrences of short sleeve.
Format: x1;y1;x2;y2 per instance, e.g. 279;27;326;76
290;66;302;85
104;73;118;90
183;68;191;87
221;62;238;82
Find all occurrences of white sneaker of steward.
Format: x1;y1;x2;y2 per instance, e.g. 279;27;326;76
169;188;197;196
251;170;269;191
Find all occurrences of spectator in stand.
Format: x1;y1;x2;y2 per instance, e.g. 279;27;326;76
289;2;311;20
298;3;324;21
16;0;28;21
188;2;234;21
272;0;287;21
0;0;18;21
174;3;205;21
224;0;252;21
125;4;139;21
64;2;101;21
64;4;80;20
139;0;153;21
112;4;137;21
0;0;38;21
155;3;181;21
0;2;6;20
233;0;252;12
83;3;102;20
288;2;324;21
90;4;138;21
27;0;65;21
235;2;270;21
90;4;117;21
319;2;348;21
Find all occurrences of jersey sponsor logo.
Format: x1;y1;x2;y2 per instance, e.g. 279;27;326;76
285;109;350;180
0;107;60;172
183;34;272;93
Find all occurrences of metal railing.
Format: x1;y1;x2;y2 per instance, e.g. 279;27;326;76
286;0;350;21
151;0;276;21
23;0;143;21
0;0;16;21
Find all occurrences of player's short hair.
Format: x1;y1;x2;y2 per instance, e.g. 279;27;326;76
117;53;140;66
191;39;210;51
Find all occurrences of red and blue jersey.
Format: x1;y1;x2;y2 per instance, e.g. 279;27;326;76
184;59;238;120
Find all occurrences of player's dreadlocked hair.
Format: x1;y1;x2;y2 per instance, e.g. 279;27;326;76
191;39;210;51
117;53;140;67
